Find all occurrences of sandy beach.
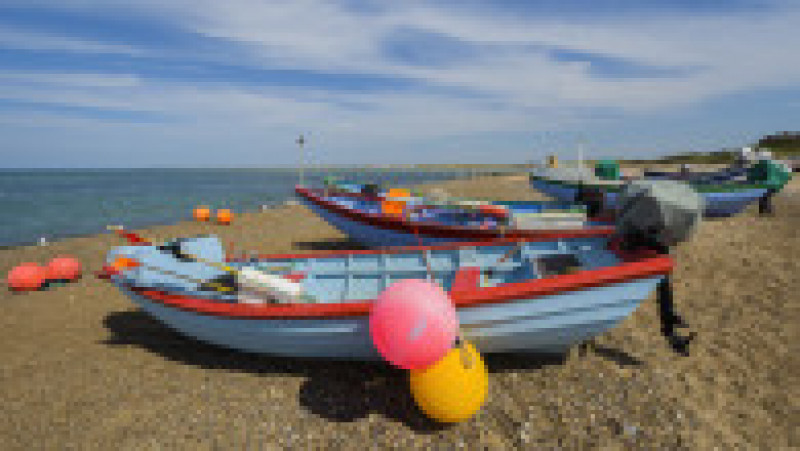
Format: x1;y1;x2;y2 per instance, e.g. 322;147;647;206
1;173;797;449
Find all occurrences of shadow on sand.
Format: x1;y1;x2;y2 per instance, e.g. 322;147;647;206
102;309;640;431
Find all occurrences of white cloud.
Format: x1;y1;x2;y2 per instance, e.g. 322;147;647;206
122;0;800;112
0;27;144;55
1;0;799;165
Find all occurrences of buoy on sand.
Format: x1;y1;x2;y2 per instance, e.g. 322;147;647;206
46;256;82;281
409;339;489;423
193;206;211;222
369;279;458;370
7;263;48;291
216;209;233;225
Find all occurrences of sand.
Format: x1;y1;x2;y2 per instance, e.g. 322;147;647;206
1;172;798;449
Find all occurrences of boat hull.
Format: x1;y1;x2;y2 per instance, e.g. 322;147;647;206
529;177;767;218
300;195;469;247
117;276;663;359
296;188;613;248
642;166;748;183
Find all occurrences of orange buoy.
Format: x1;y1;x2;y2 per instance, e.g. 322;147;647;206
7;263;48;291
216;208;233;225
46;256;83;281
193;205;211;222
387;188;411;199
381;199;406;217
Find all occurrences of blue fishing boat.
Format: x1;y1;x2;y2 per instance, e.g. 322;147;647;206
642;165;749;183
529;168;777;218
295;186;615;248
100;233;678;359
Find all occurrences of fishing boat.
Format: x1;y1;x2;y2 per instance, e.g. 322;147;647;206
294;185;615;248
641;147;757;183
642;165;749;183
99;233;679;359
529;167;778;218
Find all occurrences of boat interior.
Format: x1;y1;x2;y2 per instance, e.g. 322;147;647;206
318;191;592;228
235;237;618;304
110;235;626;305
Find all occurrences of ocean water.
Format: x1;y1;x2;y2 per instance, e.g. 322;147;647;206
0;168;466;247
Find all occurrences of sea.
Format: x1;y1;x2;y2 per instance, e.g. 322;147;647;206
0;168;469;247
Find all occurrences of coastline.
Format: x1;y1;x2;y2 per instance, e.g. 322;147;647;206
1;174;797;449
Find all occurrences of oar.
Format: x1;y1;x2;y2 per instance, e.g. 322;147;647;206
106;226;292;274
411;225;435;282
483;241;525;285
110;256;236;293
106;226;315;302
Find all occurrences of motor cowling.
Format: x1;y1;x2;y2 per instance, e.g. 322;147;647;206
615;180;704;251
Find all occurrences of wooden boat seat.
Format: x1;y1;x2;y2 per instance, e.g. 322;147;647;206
451;266;481;292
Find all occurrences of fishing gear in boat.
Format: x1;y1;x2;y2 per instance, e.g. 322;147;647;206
615;179;703;356
109;256;237;293
107;226;292;272
107;226;306;303
159;238;262;270
163;243;307;303
107;226;291;272
483;240;525;284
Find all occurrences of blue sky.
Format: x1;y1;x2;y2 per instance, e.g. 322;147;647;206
0;0;798;168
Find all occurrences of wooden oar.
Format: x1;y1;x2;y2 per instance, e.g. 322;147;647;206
106;226;292;274
110;256;236;293
483;241;525;285
411;225;434;282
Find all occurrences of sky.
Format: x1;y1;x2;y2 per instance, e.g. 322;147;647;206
0;0;799;168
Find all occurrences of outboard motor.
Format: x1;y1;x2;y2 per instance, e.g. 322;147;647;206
614;180;704;356
575;184;605;217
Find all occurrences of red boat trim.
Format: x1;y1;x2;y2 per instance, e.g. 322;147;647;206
111;250;672;320
295;186;615;240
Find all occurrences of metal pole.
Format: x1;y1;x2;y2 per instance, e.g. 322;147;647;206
297;134;305;187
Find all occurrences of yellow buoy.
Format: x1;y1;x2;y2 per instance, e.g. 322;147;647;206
408;339;488;423
216;208;233;225
193;205;211;222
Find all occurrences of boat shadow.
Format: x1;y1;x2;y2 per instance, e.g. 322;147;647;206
590;343;644;367
101;310;638;431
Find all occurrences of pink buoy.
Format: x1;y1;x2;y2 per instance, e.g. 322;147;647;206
7;263;48;292
46;256;83;281
369;279;459;370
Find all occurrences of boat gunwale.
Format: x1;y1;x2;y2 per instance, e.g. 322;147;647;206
295;186;615;239
529;173;778;193
103;237;672;320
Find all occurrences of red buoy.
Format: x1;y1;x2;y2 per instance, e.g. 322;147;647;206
46;256;83;281
7;263;48;291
